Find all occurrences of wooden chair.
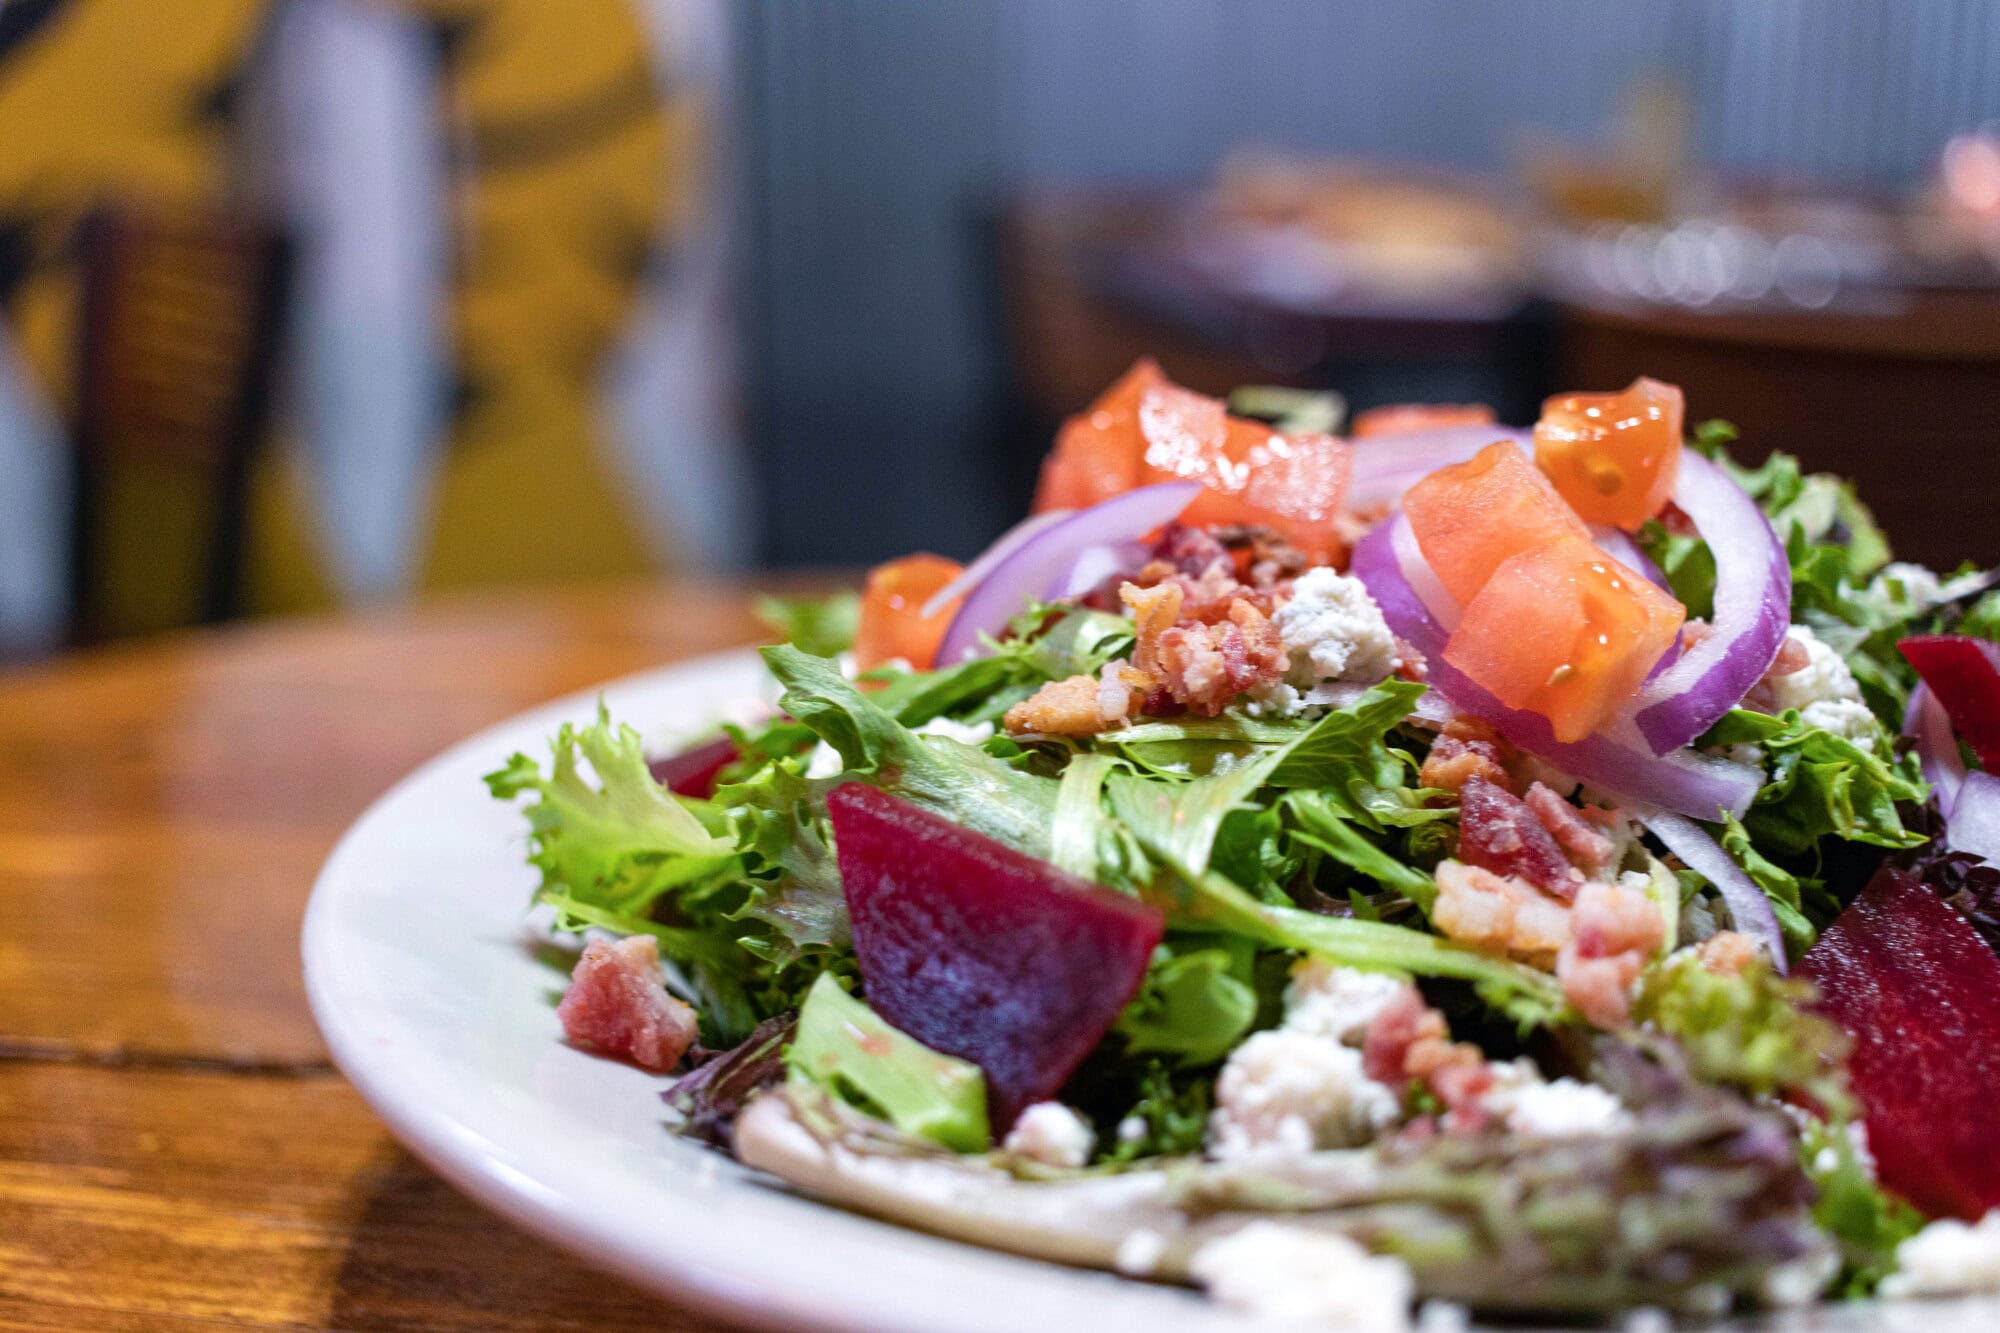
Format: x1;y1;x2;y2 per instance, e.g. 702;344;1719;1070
66;204;290;644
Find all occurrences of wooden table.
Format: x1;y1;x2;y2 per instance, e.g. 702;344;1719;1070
0;580;823;1331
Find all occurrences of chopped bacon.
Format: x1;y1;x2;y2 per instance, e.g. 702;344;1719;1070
1393;637;1428;682
1521;782;1618;877
1003;663;1150;737
1694;930;1760;977
1148;522;1234;580
1768;633;1812;678
1208;522;1308;586
1153;598;1289;716
1363;985;1493;1129
1123;581;1184;677
556;935;699;1072
1432;860;1572;966
1556;878;1666;1028
1458;775;1581;898
1420;717;1515;795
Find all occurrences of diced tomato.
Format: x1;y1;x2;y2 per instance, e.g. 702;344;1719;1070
1351;402;1496;438
1533;377;1684;531
1444;535;1685;743
853;554;963;673
1899;635;2000;771
1031;359;1160;512
1135;380;1351;563
1033;361;1353;563
1402;440;1591;605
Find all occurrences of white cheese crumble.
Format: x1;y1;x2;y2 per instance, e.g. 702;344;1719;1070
1272;567;1400;691
1799;696;1879;743
1001;1101;1095;1169
1758;1249;1838;1306
1189;1222;1414;1332
1748;624;1866;718
1480;1062;1630;1139
1113;1228;1168;1276
913;716;996;746
1283;958;1407;1046
1881;1209;2000;1298
804;741;845;778
1208;1030;1400;1158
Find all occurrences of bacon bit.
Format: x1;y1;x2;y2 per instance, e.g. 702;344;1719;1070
1681;618;1712;652
1768;633;1812;678
556;936;699;1072
1522;782;1618;876
1152;597;1289;716
1432;860;1573;967
1420;717;1515;795
1458;775;1582;898
1122;580;1184;676
1363;985;1493;1129
1209;523;1309;586
1658;502;1697;538
1393;637;1428;682
1556;878;1666;1028
1694;930;1760;977
1004;665;1149;737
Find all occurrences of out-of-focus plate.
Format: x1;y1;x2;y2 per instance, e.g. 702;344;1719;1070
303;648;1999;1333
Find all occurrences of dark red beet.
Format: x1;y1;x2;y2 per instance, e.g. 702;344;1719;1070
1457;775;1579;898
1900;635;2000;771
647;735;739;800
827;782;1165;1130
1801;865;2000;1219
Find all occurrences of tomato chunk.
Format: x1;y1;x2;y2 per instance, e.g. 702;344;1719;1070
1402;440;1591;605
1533;377;1684;530
1031;359;1159;512
1135;380;1351;563
1899;635;2000;772
1351;402;1495;438
1445;535;1685;743
853;554;963;672
1033;361;1353;563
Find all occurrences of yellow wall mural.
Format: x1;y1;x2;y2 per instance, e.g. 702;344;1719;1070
0;0;708;637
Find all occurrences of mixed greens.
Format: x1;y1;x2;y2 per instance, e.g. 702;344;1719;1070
490;376;2000;1326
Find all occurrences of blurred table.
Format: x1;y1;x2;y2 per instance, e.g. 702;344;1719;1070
0;580;828;1331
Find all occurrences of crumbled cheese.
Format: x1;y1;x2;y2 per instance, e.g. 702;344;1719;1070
1208;1030;1400;1158
1283;959;1408;1046
914;717;996;746
1750;624;1865;716
1483;1071;1630;1139
804;741;845;778
1190;1223;1414;1333
1241;680;1303;718
1272;567;1400;691
1757;1249;1838;1307
1870;561;1944;611
1415;1300;1471;1333
1679;894;1722;944
1800;696;1879;743
1711;742;1765;770
1002;1102;1095;1169
1113;1228;1168;1276
1115;1114;1148;1144
1881;1210;2000;1298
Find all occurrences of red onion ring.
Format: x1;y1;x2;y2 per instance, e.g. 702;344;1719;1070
935;483;1200;665
1634;808;1788;973
1630;450;1792;755
1948;771;2000;865
922;509;1074;619
1345;425;1532;513
1905;682;1966;818
1353;520;1758;820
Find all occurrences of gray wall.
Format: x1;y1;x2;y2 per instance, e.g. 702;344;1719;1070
741;0;2000;566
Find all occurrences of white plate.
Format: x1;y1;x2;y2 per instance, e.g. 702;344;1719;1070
303;648;1998;1333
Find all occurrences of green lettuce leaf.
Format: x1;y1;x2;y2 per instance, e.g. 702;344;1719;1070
786;974;989;1152
485;703;739;917
1113;940;1259;1065
1800;1115;1924;1298
718;760;850;961
1700;708;1925;857
756;590;859;657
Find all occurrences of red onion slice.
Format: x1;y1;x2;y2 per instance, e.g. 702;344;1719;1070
1635;808;1788;973
1905;682;1966;818
1948;770;2000;865
935;483;1200;664
1630;450;1792;754
1346;425;1532;513
1353;520;1758;820
922;509;1074;619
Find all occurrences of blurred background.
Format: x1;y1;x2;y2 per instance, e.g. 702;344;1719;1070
2;0;1998;661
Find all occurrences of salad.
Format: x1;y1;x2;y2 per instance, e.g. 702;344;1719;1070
489;362;2000;1330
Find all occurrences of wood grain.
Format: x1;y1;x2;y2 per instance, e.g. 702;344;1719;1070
0;578;838;1330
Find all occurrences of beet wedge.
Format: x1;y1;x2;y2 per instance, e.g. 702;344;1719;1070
827;782;1164;1131
1801;865;2000;1220
647;735;739;799
1899;635;2000;772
